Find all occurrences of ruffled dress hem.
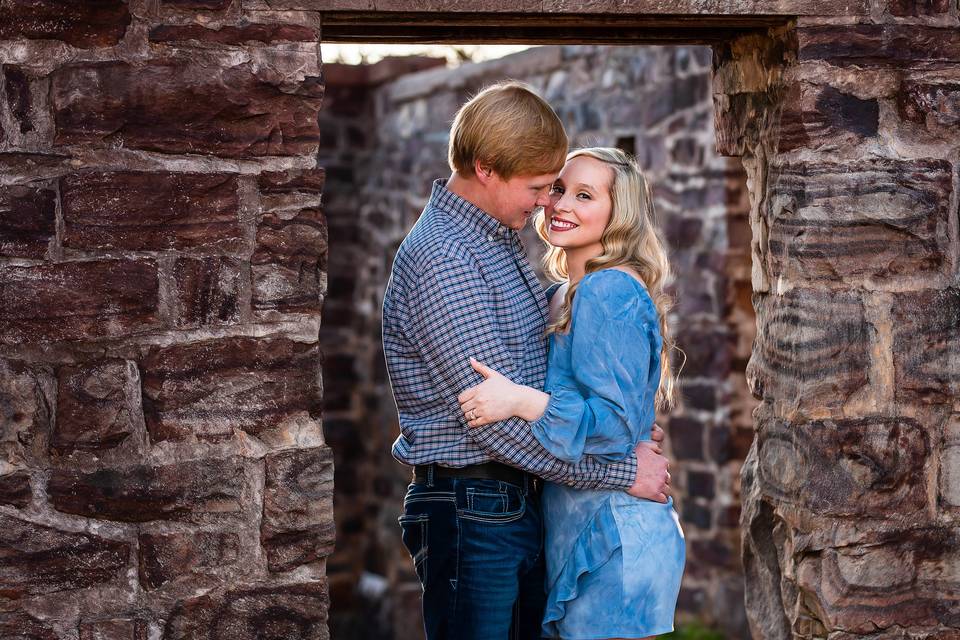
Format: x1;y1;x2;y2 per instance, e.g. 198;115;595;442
542;499;623;639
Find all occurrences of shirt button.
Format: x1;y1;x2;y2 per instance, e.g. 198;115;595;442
487;233;494;242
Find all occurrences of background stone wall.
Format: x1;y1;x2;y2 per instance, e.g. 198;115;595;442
319;45;758;639
0;2;333;638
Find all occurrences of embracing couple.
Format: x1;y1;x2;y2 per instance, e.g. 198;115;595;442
382;81;686;640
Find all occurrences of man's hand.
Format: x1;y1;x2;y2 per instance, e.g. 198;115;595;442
626;440;671;502
649;422;665;453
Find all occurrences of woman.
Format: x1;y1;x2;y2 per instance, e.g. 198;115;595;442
458;147;685;640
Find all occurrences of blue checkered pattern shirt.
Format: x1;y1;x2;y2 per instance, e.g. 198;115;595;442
382;179;637;490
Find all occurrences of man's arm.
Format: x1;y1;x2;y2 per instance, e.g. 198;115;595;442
406;249;636;491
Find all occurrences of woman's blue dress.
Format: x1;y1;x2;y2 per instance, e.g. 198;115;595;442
531;269;685;639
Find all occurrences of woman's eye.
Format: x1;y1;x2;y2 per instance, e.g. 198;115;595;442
577;192;591;200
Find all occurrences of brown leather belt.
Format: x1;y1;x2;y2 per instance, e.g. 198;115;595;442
413;461;535;488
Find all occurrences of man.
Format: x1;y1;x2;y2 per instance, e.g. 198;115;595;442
382;81;672;640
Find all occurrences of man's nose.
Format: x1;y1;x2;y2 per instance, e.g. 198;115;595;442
535;190;552;208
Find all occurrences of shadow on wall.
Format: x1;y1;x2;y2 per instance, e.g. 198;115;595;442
317;44;757;640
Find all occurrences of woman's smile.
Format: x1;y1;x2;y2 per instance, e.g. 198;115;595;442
550;216;579;232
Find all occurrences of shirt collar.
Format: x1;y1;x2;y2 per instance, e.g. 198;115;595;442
428;178;511;241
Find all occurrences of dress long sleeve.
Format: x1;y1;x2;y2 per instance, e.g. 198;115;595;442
528;270;661;464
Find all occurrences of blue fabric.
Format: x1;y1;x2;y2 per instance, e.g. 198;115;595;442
398;476;546;640
532;269;686;639
382;178;637;490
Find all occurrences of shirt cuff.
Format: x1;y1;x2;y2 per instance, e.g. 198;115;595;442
600;452;637;491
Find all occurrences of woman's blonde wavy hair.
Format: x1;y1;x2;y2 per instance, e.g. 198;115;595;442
535;147;681;411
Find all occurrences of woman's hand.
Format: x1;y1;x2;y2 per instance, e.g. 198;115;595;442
458;358;543;427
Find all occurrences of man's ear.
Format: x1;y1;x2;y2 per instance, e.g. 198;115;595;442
474;159;495;185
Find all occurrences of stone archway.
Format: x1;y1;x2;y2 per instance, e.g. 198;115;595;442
0;2;957;639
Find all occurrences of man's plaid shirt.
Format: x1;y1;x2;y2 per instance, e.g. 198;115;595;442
382;179;637;490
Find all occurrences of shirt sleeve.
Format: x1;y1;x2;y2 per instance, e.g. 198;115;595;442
406;250;637;491
528;272;659;464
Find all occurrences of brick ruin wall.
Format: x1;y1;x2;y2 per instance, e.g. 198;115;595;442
318;45;756;639
0;1;958;639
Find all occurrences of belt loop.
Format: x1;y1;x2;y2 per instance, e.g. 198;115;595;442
427;463;435;488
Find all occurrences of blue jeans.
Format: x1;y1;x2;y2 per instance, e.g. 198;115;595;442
398;471;547;640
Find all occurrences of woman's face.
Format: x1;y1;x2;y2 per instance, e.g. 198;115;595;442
545;155;613;252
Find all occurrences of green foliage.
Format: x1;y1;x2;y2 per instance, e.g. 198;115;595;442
661;621;726;640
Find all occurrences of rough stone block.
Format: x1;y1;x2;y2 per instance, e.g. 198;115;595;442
796;527;960;634
48;457;250;523
681;500;711;530
798;25;960;66
768;159;952;282
0;611;57;639
690;538;738;570
170;257;243;328
161;0;232;8
258;168;326;195
687;470;715;499
0;183;56;258
0;358;52;473
708;424;753;464
138;530;241;589
162;582;329;640
0;0;131;48
4;67;33;134
941;443;960;509
51;61;322;158
261;446;335;572
149;23;318;45
61;171;243;253
79;618;149;640
898;79;960;131
892;288;960;403
747;288;870;415
675;326;732;378
0;471;31;508
140;336;321;443
886;0;952;16
0;260;160;344
669;416;704;461
52;360;140;454
252;207;327;312
778;83;879;152
757;414;928;517
0;513;129;598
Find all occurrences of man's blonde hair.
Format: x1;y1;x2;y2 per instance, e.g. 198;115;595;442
448;81;567;180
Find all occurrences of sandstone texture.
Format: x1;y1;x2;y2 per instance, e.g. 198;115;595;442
0;3;330;637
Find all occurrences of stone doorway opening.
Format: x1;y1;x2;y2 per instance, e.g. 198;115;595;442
318;41;760;640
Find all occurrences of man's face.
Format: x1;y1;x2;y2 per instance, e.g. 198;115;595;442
486;171;558;231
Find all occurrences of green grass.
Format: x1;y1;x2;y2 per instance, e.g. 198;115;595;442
660;621;726;640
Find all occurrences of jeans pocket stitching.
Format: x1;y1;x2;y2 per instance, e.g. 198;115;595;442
458;493;526;523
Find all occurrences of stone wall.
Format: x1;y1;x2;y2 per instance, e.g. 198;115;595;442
320;45;757;639
0;2;333;638
713;8;960;638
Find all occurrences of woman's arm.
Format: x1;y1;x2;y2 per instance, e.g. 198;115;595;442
458;357;549;424
468;271;660;464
